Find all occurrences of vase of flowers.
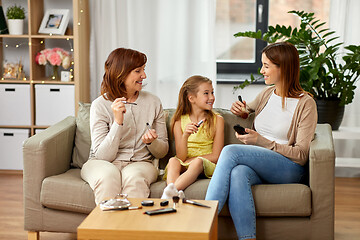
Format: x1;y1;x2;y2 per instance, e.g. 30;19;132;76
35;48;71;80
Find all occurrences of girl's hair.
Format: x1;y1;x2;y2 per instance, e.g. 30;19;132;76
262;42;309;107
101;48;147;101
171;75;216;138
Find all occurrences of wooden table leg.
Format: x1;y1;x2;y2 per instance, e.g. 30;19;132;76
28;231;39;240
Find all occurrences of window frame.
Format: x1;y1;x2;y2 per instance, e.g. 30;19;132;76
216;0;269;75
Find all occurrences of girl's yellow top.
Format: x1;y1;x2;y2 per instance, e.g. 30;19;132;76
181;114;216;158
163;113;218;180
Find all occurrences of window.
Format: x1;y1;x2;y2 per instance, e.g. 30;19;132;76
216;0;268;75
216;0;330;77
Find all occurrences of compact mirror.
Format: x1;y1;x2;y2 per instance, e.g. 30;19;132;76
99;193;131;211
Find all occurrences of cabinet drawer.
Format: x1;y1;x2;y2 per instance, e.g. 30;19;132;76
0;84;31;125
0;128;30;170
35;84;75;125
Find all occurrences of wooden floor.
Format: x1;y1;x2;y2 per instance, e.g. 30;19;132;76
0;173;359;240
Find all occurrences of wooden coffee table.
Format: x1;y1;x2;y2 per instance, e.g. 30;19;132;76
77;198;218;240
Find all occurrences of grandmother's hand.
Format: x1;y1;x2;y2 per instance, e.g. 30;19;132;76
111;98;126;125
142;128;158;144
235;128;259;145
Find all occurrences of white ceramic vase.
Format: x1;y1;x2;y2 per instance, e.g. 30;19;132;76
8;19;24;35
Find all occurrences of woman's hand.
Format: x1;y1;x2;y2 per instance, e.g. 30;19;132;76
111;97;127;125
183;122;199;138
235;128;259;145
142;128;158;144
231;100;249;119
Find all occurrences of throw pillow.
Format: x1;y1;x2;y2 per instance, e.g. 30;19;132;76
72;102;91;168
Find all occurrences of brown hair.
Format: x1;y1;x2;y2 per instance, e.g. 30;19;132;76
171;75;216;138
262;42;309;107
101;48;147;101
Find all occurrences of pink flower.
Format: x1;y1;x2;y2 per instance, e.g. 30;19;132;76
38;54;47;65
47;52;62;66
35;48;72;68
62;56;71;69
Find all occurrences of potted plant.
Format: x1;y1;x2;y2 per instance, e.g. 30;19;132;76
233;10;360;130
6;4;25;35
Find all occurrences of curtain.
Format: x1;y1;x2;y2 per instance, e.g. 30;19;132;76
330;0;360;127
89;0;216;109
330;0;360;167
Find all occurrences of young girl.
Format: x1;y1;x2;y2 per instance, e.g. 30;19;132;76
161;75;224;199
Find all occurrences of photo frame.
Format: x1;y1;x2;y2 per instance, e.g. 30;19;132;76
38;9;70;35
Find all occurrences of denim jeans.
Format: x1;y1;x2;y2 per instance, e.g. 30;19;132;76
205;144;305;240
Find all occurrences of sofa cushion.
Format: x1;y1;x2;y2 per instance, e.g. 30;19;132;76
151;180;311;217
41;169;95;214
252;184;311;217
71;102;91;168
41;170;311;217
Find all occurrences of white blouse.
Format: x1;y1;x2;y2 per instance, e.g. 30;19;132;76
254;91;299;144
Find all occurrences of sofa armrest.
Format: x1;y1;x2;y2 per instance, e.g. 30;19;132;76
308;123;335;234
23;116;76;231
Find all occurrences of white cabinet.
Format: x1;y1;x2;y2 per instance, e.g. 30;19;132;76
0;128;30;170
0;0;90;170
35;84;75;125
0;84;31;125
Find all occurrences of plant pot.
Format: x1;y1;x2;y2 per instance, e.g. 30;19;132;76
8;19;23;35
316;98;344;130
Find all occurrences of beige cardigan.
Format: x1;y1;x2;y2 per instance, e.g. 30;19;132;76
247;86;317;166
89;91;169;163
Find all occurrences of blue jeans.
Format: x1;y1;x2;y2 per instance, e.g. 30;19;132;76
205;144;305;240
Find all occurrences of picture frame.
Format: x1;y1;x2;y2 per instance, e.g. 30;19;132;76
38;9;70;35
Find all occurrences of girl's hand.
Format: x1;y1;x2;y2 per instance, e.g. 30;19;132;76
142;128;158;144
111;97;127;125
231;100;249;119
235;128;259;145
183;122;199;137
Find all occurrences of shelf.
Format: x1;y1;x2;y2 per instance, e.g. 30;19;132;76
30;35;74;39
0;125;31;129
0;79;75;84
0;0;90;136
0;79;29;84
0;34;30;38
332;127;360;140
335;157;360;178
30;80;75;84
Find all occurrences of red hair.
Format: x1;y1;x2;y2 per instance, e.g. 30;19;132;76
101;48;147;101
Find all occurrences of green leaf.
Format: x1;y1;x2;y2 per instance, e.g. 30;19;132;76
231;9;360;105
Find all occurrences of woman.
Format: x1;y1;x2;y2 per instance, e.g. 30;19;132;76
205;42;317;240
81;48;169;204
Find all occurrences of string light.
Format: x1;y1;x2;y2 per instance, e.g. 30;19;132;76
0;38;73;50
1;2;85;83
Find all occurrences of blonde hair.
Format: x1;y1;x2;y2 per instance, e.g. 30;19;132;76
171;75;216;138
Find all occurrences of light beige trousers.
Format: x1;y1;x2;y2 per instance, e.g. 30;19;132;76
81;159;158;204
